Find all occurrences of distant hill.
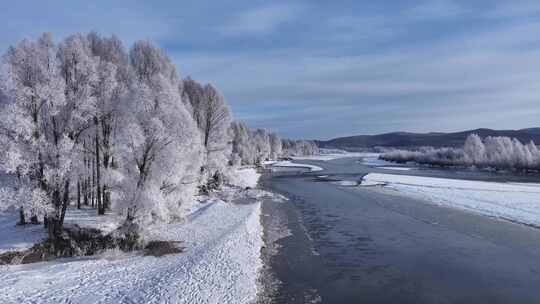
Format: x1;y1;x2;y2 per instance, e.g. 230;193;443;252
316;128;540;150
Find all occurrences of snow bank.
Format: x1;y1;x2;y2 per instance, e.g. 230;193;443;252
227;167;261;188
333;180;359;186
379;167;414;171
0;200;264;304
271;161;323;172
363;173;540;227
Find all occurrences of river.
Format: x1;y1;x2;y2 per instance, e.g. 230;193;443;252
260;157;540;303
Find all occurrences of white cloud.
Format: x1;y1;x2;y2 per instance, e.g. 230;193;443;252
219;3;303;36
0;1;171;53
404;0;466;20
171;12;540;137
4;0;539;138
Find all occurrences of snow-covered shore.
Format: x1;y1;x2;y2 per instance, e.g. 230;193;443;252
226;167;261;188
0;200;263;304
269;160;323;172
0;168;268;304
291;152;401;169
363;173;540;227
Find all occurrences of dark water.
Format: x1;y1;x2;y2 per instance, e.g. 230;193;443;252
261;157;540;304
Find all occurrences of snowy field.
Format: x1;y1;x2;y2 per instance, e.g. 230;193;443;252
0;208;126;254
363;173;540;227
0;168;268;304
0;200;263;304
64;208;124;234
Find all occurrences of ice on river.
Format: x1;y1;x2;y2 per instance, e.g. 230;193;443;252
271;161;323;172
363;173;540;227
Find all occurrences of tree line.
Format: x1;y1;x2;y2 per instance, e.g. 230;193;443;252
381;134;540;171
0;32;318;241
229;121;318;166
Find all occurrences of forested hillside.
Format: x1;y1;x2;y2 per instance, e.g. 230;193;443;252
318;128;540;150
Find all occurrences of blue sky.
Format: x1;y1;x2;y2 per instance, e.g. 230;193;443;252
2;0;540;139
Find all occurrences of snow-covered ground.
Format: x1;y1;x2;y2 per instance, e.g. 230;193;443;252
0;207;123;254
0;199;264;304
0;167;269;304
333;180;360;186
363;173;540;227
64;207;124;234
227;167;261;188
379;166;414;171
0;213;46;254
270;161;323;172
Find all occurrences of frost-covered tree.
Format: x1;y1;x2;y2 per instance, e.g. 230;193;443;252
57;33;103;216
83;32;131;215
0;35;62;224
183;78;232;181
0;31;285;241
183;77;205;128
0;33;95;238
464;133;486;165
282;139;318;156
200;84;232;179
252;129;271;164
115;41;202;225
199;84;231;151
269;133;282;160
381;134;540;171
230;121;256;165
230;124;316;164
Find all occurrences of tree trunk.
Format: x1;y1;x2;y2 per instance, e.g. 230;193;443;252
103;185;110;210
30;214;39;225
95;118;103;215
91;158;95;208
127;206;135;222
84;141;89;206
18;207;26;225
77;180;81;209
47;188;62;239
59;180;69;227
83;179;88;206
101;118;113;212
